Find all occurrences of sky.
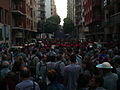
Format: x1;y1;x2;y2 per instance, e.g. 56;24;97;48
55;0;67;25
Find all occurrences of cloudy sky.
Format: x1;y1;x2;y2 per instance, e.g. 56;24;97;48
55;0;67;25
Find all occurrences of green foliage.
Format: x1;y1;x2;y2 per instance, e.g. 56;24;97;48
63;18;74;34
44;15;61;33
47;15;61;24
37;15;61;33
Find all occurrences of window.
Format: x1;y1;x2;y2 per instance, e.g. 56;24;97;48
0;8;2;23
5;10;8;24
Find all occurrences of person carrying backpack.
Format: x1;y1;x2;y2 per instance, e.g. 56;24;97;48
36;55;48;90
55;54;65;84
29;49;40;77
15;67;40;90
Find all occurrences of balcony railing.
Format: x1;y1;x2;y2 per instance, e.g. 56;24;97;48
38;1;45;5
12;0;23;3
110;12;120;25
103;12;120;27
12;4;25;16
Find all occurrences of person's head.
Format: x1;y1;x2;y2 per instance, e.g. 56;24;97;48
2;61;9;68
47;69;57;82
64;53;70;59
42;55;48;61
17;56;25;64
77;73;89;88
32;49;37;55
96;62;113;75
2;54;8;61
91;75;104;88
48;56;56;62
20;67;31;80
56;54;63;61
12;60;23;72
70;54;76;63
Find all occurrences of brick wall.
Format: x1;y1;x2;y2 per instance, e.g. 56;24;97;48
0;0;10;10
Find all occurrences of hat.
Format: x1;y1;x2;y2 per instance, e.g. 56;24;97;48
96;62;113;69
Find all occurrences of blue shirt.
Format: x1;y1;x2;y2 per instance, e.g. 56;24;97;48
63;64;81;90
47;82;65;90
15;80;40;90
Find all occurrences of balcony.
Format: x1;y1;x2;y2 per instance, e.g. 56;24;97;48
38;1;45;5
12;0;23;3
109;12;120;25
103;12;120;27
12;5;25;16
12;10;24;16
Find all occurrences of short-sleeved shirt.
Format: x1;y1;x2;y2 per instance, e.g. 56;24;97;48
47;82;65;90
47;62;56;71
103;72;118;90
15;80;40;90
63;64;81;90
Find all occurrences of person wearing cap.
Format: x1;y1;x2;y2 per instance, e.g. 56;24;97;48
96;62;118;90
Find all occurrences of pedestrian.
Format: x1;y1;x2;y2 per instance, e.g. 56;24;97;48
47;69;65;90
29;49;40;77
77;73;90;90
96;62;118;90
0;61;11;90
15;67;40;90
63;54;81;90
90;75;106;90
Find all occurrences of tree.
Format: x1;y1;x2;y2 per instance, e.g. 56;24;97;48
63;18;74;34
44;15;61;33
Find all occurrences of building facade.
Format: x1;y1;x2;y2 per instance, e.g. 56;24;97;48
75;0;85;38
67;0;75;22
12;0;37;44
0;0;11;43
45;0;56;19
103;0;120;41
38;0;46;21
83;0;103;41
51;0;57;16
45;0;51;18
0;0;38;45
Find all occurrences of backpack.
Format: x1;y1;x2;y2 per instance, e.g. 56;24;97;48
30;56;37;76
37;61;47;90
55;61;62;73
55;61;64;84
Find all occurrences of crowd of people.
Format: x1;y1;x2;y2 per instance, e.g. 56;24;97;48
0;39;120;90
